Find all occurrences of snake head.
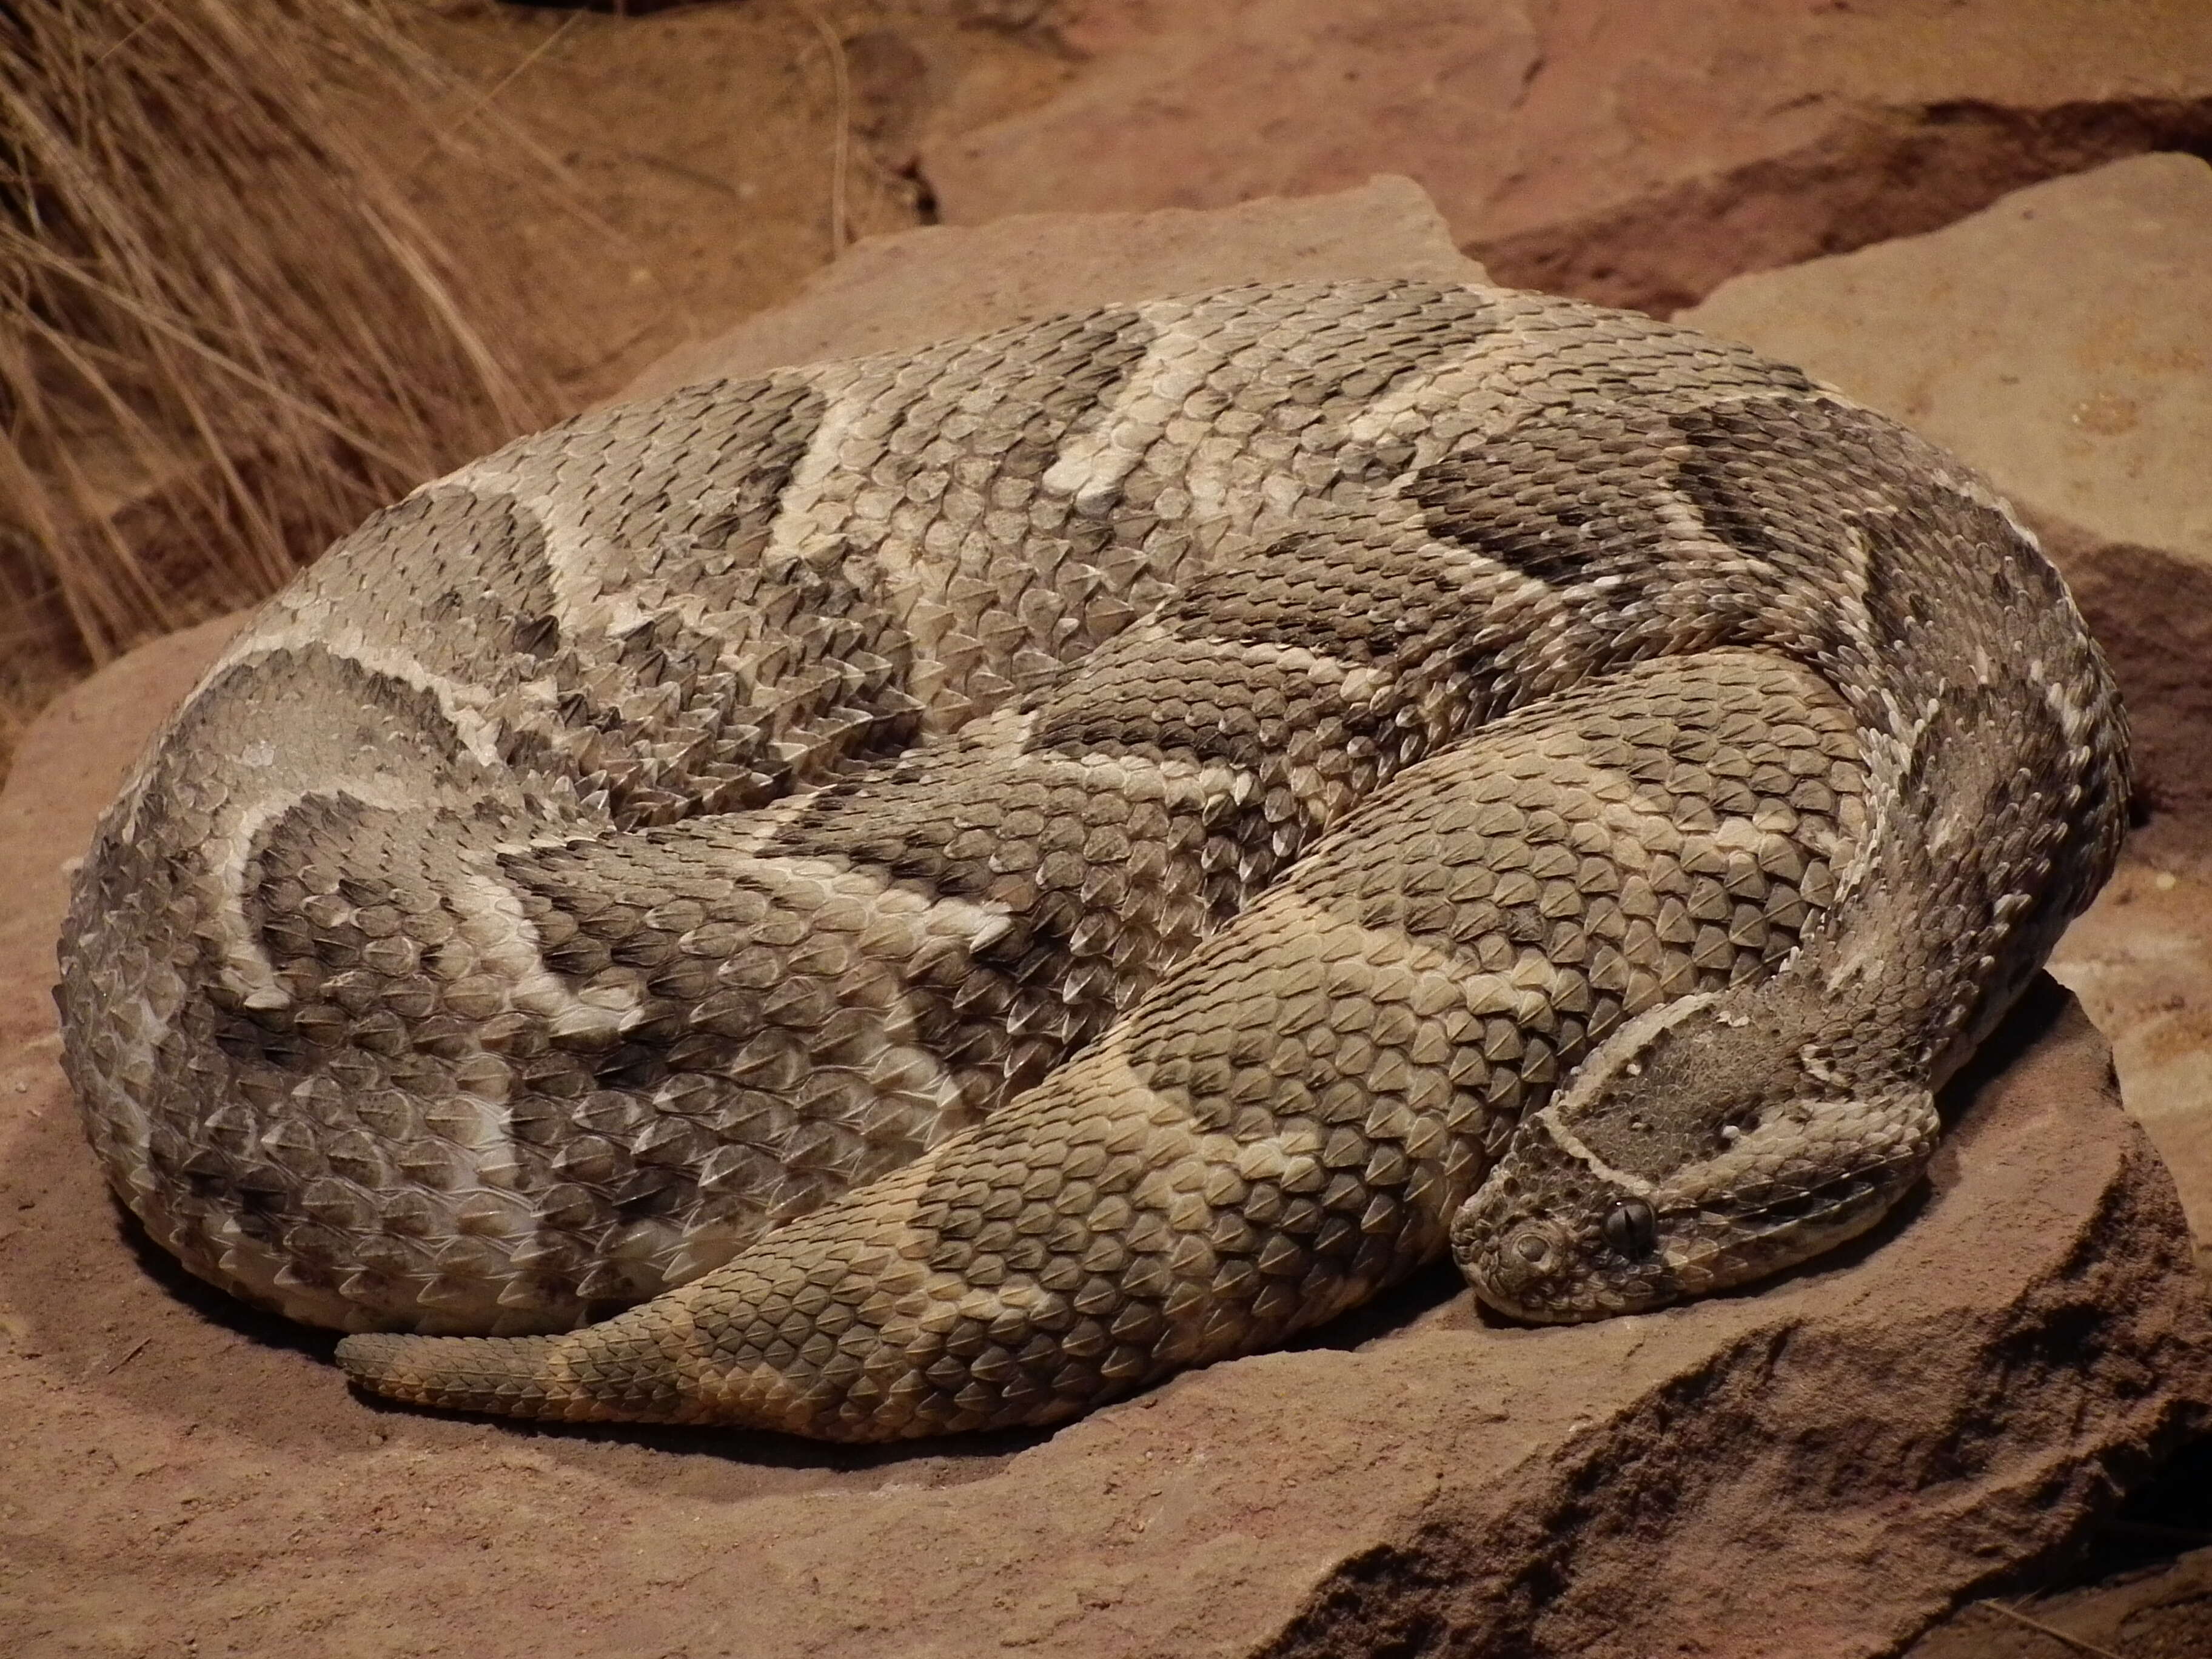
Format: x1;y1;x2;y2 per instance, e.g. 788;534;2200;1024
1450;990;1940;1323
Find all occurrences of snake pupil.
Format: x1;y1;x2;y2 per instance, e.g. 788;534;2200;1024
1602;1199;1658;1256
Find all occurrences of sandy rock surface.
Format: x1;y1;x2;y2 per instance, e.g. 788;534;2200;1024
931;0;2212;314
623;173;1487;399
1905;1541;2212;1658
5;178;2210;1659
1680;153;2212;1270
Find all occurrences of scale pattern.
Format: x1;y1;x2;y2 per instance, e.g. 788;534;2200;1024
55;281;2127;1438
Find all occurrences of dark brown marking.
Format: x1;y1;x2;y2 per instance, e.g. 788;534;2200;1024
1408;403;1684;591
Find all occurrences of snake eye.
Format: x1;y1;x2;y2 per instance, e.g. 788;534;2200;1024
1601;1199;1658;1257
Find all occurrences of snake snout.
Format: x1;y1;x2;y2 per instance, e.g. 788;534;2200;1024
1450;1138;1687;1324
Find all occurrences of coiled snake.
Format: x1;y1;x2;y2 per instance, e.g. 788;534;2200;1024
56;281;2128;1441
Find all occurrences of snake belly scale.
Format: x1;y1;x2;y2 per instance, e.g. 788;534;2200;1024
55;281;2127;1440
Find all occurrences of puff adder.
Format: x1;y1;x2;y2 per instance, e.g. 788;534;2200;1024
55;281;2128;1440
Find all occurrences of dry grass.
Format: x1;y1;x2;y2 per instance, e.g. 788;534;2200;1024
0;0;571;769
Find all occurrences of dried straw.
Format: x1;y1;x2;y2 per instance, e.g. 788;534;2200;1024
0;0;566;762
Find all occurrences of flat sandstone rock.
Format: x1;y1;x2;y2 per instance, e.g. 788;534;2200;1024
2;186;2206;1658
618;173;1488;400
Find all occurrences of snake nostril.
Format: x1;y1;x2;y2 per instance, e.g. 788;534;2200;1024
1512;1232;1550;1266
1601;1199;1658;1256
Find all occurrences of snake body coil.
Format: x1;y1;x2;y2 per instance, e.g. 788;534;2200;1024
56;282;2127;1439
